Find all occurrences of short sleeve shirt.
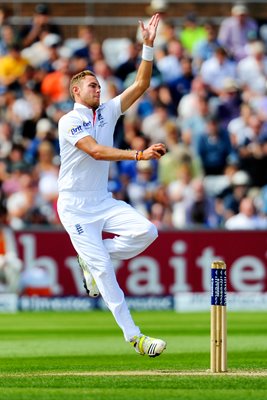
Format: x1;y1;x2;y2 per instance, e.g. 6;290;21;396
57;96;122;192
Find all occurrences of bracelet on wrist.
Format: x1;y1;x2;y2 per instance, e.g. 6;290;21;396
135;150;143;161
142;44;154;61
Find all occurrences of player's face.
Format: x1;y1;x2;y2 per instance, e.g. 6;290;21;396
75;75;101;109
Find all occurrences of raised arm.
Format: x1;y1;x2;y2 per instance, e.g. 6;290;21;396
120;13;160;113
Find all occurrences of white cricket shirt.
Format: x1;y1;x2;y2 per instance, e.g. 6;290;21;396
57;96;122;193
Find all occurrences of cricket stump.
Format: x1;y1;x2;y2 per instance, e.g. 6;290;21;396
210;260;227;373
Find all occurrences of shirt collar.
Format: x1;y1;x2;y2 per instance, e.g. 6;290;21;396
74;102;91;110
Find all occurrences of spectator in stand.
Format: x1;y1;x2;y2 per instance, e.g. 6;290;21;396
0;44;29;93
184;177;219;228
141;101;175;143
238;114;267;187
236;40;267;97
181;93;213;154
157;84;177;116
88;40;105;65
22;31;62;70
192;20;220;71
6;83;45;144
41;56;71;103
179;12;207;55
21;31;62;69
93;59;122;103
33;140;59;224
177;75;208;120
136;0;170;48
154;39;183;84
200;45;237;97
38;34;62;73
151;183;173;224
120;115;143;152
158;121;200;185
168;56;195;109
197;115;233;175
72;25;96;64
5;171;39;229
118;134;151;183
24;118;59;165
0;121;13;159
161;19;179;43
20;3;62;48
218;3;258;62
8;84;41;135
115;40;141;84
126;160;160;217
219;169;250;220
0;24;18;56
167;161;195;228
211;77;242;130
0;5;15;47
0;5;12;26
227;102;254;149
225;196;267;229
149;201;173;230
135;83;160;119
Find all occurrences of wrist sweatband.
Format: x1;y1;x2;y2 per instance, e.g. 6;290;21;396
135;150;143;161
142;45;154;61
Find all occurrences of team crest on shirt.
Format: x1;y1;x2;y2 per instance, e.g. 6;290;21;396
97;112;107;128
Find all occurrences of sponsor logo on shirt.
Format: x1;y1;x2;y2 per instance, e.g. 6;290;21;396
83;121;91;129
68;125;83;135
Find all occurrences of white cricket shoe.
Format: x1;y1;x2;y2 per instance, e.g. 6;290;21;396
130;335;167;358
77;255;100;298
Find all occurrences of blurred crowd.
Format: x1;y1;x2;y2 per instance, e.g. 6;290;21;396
0;0;267;231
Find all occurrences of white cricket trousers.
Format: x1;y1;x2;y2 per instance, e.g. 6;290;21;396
57;191;158;341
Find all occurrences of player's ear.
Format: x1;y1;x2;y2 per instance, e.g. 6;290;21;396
73;85;80;98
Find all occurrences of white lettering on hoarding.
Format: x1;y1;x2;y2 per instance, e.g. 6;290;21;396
230;256;266;291
196;247;223;291
126;256;164;295
170;240;192;293
19;234;62;295
17;232;267;295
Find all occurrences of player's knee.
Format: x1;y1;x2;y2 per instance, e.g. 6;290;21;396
145;222;158;244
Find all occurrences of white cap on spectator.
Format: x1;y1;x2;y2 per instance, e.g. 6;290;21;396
223;77;239;92
43;33;61;48
36;118;53;137
137;160;153;172
232;3;248;15
232;170;250;186
248;41;265;55
146;0;168;14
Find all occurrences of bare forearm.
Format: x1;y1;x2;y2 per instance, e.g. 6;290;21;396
135;57;153;91
88;144;136;161
76;137;166;161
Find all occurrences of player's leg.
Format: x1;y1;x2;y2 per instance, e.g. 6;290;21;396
101;201;167;356
103;199;158;260
64;219;141;341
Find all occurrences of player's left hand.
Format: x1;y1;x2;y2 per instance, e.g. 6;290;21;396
139;13;160;46
142;143;166;160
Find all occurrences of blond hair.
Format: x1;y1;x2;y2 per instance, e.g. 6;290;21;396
69;70;96;101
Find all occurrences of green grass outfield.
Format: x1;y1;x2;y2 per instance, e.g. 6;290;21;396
0;310;266;400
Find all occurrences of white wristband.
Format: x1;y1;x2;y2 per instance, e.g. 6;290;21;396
142;44;154;61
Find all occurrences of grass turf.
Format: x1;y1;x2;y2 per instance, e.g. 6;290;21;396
0;310;266;399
